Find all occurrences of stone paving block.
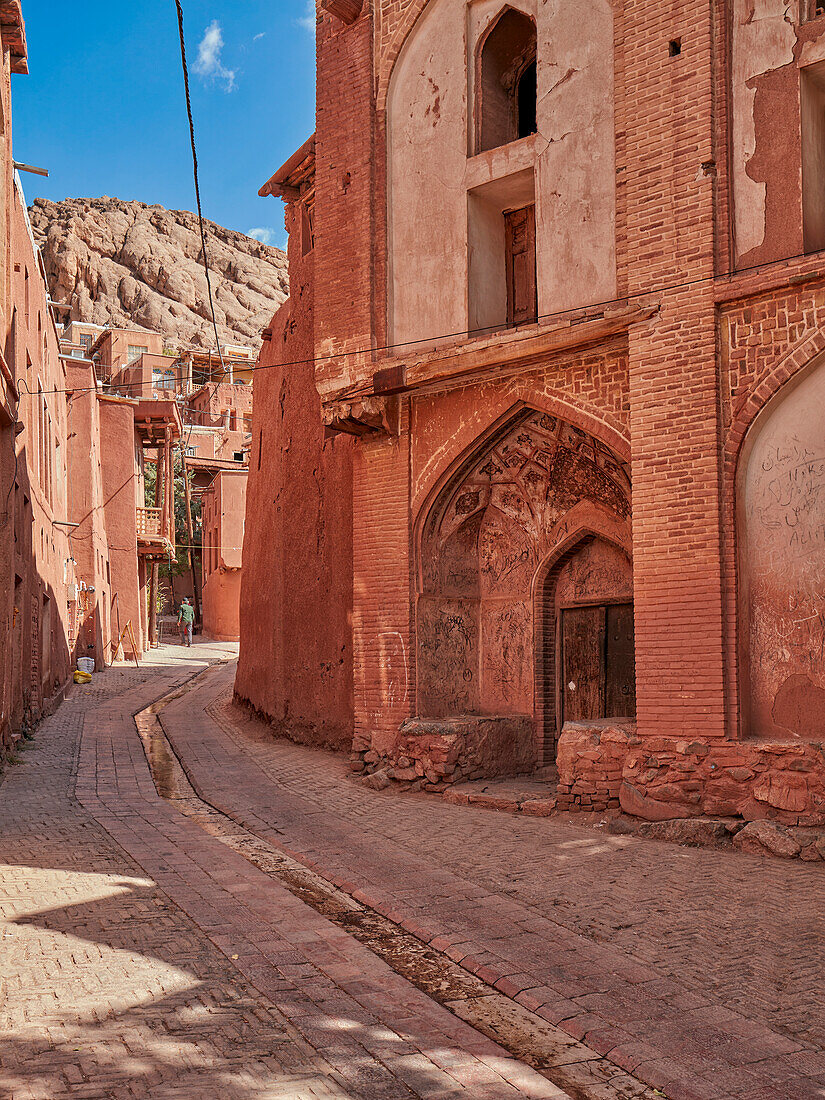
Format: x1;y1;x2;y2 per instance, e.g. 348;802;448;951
158;661;825;1100
0;643;573;1100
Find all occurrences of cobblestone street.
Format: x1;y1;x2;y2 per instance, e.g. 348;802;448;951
0;645;568;1100
2;648;824;1100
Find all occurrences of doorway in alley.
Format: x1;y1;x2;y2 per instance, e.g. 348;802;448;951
560;602;636;723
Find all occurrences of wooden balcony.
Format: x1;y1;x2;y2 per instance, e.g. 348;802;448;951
136;506;162;537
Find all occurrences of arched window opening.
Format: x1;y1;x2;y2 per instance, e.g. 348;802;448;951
517;60;537;139
477;8;537;154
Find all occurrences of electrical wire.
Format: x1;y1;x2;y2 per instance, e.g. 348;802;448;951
173;0;225;380
173;0;228;572
40;245;825;402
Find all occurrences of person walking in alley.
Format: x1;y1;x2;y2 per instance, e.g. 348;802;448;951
177;597;194;647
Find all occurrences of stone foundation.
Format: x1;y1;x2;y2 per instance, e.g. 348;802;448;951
350;714;534;791
555;721;638;811
557;724;825;826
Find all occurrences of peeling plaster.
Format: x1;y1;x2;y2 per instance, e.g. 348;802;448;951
732;0;797;259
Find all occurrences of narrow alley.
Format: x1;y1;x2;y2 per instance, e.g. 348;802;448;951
1;649;823;1100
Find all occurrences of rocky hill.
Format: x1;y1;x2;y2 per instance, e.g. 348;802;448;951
29;196;289;349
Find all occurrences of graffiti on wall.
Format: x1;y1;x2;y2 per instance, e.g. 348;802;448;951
418;409;631;717
742;366;825;738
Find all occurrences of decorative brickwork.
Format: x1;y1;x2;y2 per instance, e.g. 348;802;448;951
240;0;825;825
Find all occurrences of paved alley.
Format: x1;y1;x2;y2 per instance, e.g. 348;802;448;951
0;644;568;1100
169;661;825;1100
2;646;824;1100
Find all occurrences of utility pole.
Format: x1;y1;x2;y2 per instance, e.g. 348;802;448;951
180;442;201;626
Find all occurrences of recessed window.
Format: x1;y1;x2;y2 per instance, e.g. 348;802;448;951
668;38;681;57
517;60;537;137
801;61;825;252
476;8;537;154
128;344;148;363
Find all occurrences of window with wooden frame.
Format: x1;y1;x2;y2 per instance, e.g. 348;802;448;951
504;204;537;326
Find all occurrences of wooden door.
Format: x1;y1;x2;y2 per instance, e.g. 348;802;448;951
562;605;605;722
605;603;636;718
505;205;537;327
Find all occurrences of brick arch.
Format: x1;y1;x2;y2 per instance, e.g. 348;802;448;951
531;505;632;766
377;0;432;114
414;398;630;552
414;401;631;723
724;330;825;475
722;334;825;737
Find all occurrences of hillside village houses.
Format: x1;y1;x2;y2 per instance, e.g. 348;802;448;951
3;0;825;835
237;0;825;830
0;3;254;753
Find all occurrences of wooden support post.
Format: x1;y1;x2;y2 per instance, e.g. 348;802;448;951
148;561;159;647
180;444;201;626
149;445;165;648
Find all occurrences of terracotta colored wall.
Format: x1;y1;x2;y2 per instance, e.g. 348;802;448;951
235;201;355;750
241;0;825;821
730;0;825;267
66;362;111;669
201;468;246;641
4;179;72;735
202;569;242;641
99;400;142;656
313;5;375;376
387;0;616;344
96;328;164;379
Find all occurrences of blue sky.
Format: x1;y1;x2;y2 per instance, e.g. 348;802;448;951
12;0;317;250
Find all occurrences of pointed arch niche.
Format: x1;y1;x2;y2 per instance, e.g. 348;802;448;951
417;408;633;757
738;358;825;739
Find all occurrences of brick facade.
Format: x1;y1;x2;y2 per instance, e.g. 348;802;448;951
238;0;825;827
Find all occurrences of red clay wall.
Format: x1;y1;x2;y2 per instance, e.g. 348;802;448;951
244;0;825;825
99;399;142;657
4;182;72;737
235;203;355;750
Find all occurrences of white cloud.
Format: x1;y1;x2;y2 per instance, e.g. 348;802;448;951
253;31;266;41
297;0;316;34
247;227;275;245
193;20;236;91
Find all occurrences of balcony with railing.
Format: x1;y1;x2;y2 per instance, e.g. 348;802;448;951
136;506;162;537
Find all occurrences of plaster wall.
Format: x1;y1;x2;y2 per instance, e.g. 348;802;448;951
739;357;825;738
6;184;72;730
202;568;242;641
66;362;111;669
387;0;616;346
95;328;164;380
729;0;825;266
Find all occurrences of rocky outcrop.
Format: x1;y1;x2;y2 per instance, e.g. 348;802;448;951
29;196;288;348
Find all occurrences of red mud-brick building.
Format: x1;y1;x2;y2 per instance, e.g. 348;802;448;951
0;6;75;749
200;467;246;641
238;0;825;826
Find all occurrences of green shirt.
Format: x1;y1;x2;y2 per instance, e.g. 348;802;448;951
178;603;195;625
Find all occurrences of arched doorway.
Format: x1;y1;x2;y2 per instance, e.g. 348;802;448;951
537;537;634;765
417;407;632;768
